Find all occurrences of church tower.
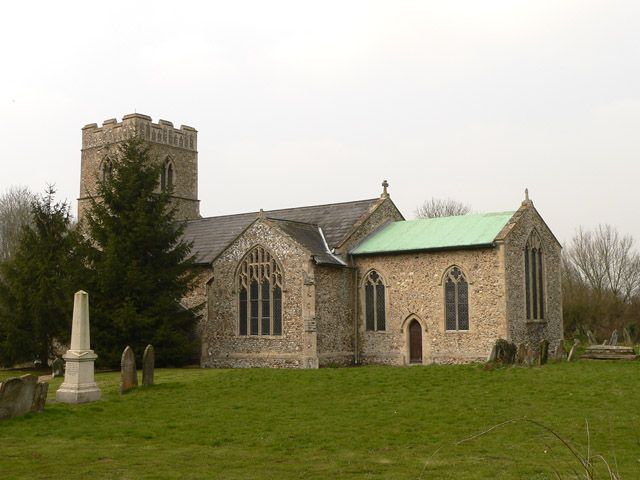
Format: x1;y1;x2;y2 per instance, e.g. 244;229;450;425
78;113;200;223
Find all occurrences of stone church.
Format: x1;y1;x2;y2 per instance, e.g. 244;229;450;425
79;114;563;368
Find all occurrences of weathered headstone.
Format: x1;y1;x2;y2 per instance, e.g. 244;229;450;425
586;330;597;345
538;339;550;365
525;344;536;366
567;339;580;362
553;341;566;362
120;346;138;394
623;327;633;346
609;330;618;346
516;343;527;364
602;339;608;346
31;382;49;413
487;343;497;363
56;290;101;404
0;374;48;420
51;357;64;378
142;344;155;387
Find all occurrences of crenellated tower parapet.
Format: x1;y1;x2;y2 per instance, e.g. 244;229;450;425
78;113;200;223
81;113;198;151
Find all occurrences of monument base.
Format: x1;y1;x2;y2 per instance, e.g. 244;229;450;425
56;350;101;404
56;383;101;404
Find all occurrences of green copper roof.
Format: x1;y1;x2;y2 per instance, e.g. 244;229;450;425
351;211;516;255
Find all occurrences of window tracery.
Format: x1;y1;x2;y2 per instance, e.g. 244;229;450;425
238;246;283;336
525;231;544;320
364;270;386;331
444;267;469;331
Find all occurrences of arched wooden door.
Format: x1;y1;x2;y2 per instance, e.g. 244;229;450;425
409;320;422;364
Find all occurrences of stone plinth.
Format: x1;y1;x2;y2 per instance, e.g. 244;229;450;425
56;291;101;404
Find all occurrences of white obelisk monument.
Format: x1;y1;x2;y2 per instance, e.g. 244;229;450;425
56;290;101;403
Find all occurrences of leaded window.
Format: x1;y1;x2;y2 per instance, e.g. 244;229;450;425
364;270;386;331
524;231;544;320
238;246;283;336
444;267;469;331
160;159;174;192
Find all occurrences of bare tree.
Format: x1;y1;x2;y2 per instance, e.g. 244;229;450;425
0;186;35;263
565;225;640;302
414;197;471;219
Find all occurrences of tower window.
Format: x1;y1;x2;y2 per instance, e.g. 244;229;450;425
160;159;174;192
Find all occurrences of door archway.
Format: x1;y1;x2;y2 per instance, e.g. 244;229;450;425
408;319;422;364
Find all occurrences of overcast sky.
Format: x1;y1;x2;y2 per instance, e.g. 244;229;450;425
1;1;639;245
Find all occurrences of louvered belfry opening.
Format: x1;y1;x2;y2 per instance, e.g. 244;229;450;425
444;267;469;331
238;246;283;336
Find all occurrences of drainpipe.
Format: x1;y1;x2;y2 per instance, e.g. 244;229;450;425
352;265;359;365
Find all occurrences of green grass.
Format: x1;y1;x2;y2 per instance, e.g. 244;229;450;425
1;362;639;479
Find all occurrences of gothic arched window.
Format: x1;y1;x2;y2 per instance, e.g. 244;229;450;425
364;270;386;331
525;231;544;320
238;246;283;336
444;267;469;331
101;159;113;182
160;159;174;192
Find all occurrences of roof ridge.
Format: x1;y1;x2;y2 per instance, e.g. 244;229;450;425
267;217;319;228
406;211;516;223
187;198;381;224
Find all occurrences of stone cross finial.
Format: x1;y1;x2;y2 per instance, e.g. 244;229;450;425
381;180;389;198
258;208;265;219
522;188;532;206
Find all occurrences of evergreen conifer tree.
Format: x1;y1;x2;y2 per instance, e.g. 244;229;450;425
0;187;83;366
84;136;196;367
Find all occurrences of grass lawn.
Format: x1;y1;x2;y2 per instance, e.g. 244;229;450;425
1;362;639;479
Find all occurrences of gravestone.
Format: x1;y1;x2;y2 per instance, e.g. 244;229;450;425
609;330;618;346
487;344;497;363
602;340;608;346
586;330;597;345
538;339;550;365
31;382;49;413
0;374;48;420
51;357;64;378
567;339;580;362
516;343;527;365
525;345;536;366
120;346;138;394
554;341;566;362
142;344;155;387
623;327;633;346
56;290;101;404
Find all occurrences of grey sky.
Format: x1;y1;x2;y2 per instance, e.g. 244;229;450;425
2;1;639;245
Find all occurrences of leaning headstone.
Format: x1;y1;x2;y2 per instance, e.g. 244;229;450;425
623;327;633;346
56;290;101;404
142;344;155;387
120;346;138;394
0;374;47;420
538;339;550;365
602;339;608;346
553;341;566;362
567;339;580;362
586;330;597;345
51;357;64;378
516;343;527;365
609;330;618;346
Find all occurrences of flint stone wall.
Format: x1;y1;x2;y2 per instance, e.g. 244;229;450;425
201;219;312;368
314;265;355;366
354;246;507;365
502;204;563;351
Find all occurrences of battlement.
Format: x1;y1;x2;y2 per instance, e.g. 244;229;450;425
82;113;198;151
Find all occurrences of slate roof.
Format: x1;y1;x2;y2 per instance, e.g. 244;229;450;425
183;198;381;264
350;211;516;255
